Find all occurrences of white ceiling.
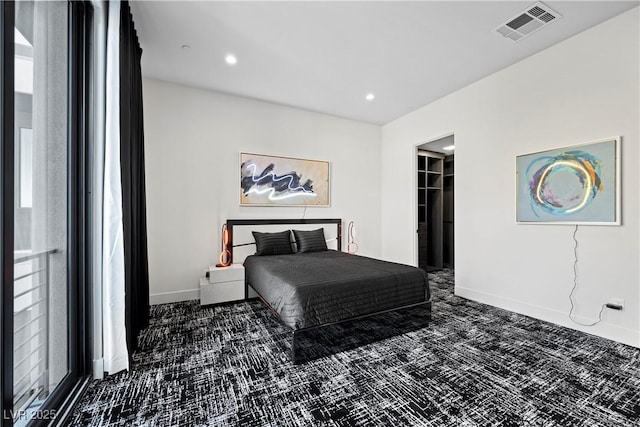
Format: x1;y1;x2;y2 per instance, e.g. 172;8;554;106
130;1;638;125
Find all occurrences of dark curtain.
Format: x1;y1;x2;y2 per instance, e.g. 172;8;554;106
119;1;149;353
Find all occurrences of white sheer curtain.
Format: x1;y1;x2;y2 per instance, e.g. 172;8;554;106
102;0;129;375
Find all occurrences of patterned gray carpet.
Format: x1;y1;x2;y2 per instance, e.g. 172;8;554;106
68;270;639;426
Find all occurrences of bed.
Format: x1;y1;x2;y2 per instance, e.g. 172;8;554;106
226;218;431;362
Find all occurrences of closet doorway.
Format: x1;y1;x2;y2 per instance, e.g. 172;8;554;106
416;135;454;271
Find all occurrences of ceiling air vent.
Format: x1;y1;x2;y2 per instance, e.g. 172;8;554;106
494;2;561;42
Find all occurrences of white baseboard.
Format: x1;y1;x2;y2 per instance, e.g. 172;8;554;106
150;288;200;305
455;286;639;348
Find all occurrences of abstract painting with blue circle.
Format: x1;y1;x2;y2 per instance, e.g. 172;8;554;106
516;138;619;224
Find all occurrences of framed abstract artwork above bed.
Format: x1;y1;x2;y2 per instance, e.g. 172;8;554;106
516;137;621;225
240;152;330;206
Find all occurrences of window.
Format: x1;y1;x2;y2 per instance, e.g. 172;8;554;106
2;1;90;425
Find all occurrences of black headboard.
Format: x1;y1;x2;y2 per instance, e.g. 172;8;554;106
226;218;342;263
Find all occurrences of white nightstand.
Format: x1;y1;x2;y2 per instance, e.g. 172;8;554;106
200;263;245;305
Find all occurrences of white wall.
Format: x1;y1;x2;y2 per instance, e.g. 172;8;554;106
381;8;639;347
143;79;381;303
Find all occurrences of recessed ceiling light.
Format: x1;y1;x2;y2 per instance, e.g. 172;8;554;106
443;145;455;151
365;93;375;101
225;54;238;65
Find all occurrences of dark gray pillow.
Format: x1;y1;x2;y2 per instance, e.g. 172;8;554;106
293;228;328;253
252;230;293;256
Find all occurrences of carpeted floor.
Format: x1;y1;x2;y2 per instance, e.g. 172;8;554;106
68;270;639;426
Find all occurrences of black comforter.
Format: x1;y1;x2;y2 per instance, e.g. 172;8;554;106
244;250;429;330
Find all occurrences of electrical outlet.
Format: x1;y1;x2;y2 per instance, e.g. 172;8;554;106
609;298;624;311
